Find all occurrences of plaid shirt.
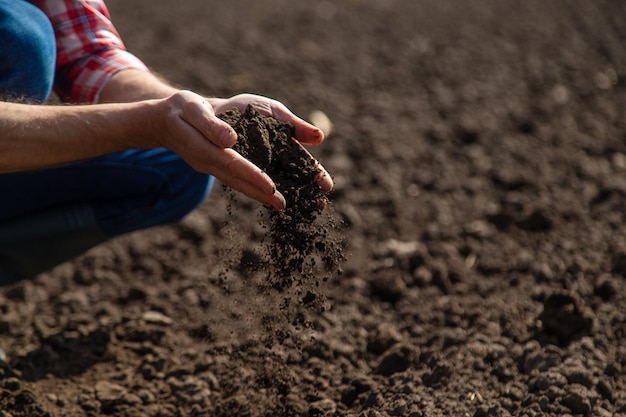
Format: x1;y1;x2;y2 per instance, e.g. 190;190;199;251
31;0;149;103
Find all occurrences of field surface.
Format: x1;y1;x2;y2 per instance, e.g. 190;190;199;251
3;1;626;416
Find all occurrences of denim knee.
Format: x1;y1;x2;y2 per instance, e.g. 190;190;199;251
113;165;214;236
159;165;214;225
0;0;56;102
90;150;215;237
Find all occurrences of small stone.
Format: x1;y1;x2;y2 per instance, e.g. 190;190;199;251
561;384;594;415
95;380;127;405
375;344;417;376
309;398;337;416
522;348;562;373
2;378;20;391
530;371;567;391
594;407;612;417
369;272;407;304
309;110;333;137
78;393;100;412
141;311;174;326
367;323;403;354
463;220;493;239
563;366;595;388
388;398;408;416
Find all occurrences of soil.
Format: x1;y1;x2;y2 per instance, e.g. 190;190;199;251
2;0;626;416
218;104;344;336
218;105;343;296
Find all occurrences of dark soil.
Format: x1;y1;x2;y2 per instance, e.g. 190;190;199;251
3;1;626;416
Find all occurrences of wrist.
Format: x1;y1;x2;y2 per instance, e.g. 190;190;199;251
122;98;167;149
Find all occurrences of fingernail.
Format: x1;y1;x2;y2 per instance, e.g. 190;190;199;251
273;192;286;211
315;127;324;141
224;129;237;147
317;171;334;192
262;172;276;194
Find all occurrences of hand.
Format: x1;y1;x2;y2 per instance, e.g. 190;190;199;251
210;93;334;194
150;90;282;209
153;91;332;210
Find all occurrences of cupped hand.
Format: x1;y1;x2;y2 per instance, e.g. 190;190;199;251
152;90;283;210
210;93;334;193
154;91;333;210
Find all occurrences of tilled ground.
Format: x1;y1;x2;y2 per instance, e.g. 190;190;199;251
3;1;626;416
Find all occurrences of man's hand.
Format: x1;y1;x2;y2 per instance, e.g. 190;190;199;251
98;69;333;209
146;91;281;209
153;91;333;210
211;93;334;193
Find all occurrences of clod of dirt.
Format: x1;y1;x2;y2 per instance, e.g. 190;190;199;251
218;105;344;300
0;364;51;417
535;292;595;346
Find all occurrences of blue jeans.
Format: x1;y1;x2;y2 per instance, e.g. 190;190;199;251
0;0;55;102
0;0;214;282
0;150;214;237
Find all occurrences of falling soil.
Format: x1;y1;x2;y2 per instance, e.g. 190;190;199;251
218;105;344;307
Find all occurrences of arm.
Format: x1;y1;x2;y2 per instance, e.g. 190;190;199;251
0;100;151;172
0;92;286;210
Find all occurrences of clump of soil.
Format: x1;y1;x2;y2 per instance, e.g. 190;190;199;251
218;105;344;308
0;363;50;417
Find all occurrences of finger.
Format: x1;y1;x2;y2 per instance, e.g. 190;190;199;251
194;148;286;210
270;103;325;145
171;122;277;196
179;95;237;148
215;94;325;145
291;138;334;192
212;164;286;210
215;148;278;195
315;167;334;193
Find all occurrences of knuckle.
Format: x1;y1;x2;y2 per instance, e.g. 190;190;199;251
228;177;245;192
224;156;242;176
182;98;202;114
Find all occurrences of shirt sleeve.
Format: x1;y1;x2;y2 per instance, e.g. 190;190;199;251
32;0;149;103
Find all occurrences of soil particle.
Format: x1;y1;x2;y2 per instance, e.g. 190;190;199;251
367;323;404;355
0;366;51;417
535;292;596;346
309;398;338;416
375;344;418;377
561;384;596;414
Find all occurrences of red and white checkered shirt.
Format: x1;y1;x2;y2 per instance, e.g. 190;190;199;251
31;0;149;103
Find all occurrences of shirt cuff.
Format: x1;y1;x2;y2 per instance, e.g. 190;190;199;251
55;49;149;104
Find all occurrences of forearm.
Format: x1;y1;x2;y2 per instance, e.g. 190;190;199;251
97;68;190;103
0;100;156;173
1;69;323;209
97;69;227;109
